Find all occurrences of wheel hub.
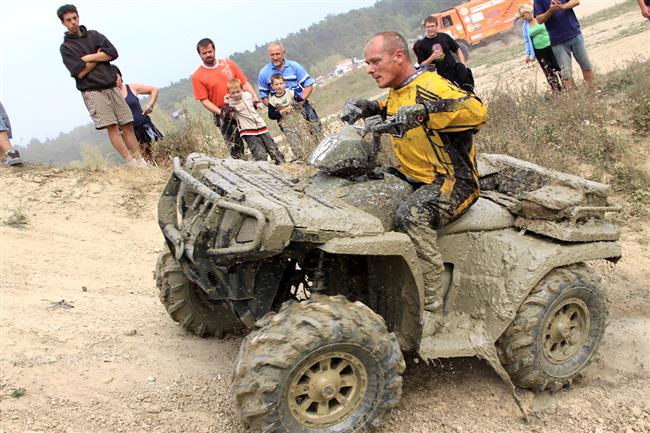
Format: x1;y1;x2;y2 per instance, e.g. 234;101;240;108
551;315;572;339
308;370;341;401
543;298;590;364
287;351;368;428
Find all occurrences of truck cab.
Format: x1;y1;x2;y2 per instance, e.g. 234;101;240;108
431;0;530;49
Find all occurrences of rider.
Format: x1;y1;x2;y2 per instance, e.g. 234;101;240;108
340;32;487;336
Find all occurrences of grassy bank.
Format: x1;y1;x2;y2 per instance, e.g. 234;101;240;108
477;59;650;217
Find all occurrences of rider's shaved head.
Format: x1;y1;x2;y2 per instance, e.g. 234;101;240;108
366;32;411;63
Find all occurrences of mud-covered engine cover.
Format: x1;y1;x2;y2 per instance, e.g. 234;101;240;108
309;125;378;177
181;154;388;251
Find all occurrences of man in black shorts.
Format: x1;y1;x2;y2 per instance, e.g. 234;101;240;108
413;15;474;92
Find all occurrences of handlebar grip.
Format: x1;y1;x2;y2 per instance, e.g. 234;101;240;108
368;116;406;135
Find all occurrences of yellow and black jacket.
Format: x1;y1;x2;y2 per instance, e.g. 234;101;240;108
383;70;487;185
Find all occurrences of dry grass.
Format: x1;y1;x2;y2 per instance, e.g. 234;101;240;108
79;144;112;170
112;167;169;217
153;107;230;166
2;207;28;229
477;59;650;217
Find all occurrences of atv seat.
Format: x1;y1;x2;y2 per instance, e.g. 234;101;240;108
438;197;514;236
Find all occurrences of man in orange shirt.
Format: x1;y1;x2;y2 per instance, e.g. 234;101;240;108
192;38;262;159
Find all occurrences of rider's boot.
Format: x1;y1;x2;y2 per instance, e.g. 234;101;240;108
405;224;446;337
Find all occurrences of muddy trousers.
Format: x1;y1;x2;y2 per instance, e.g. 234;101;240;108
243;133;284;164
282;126;311;162
395;176;479;336
301;100;323;137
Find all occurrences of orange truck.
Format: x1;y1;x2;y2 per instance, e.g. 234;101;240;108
430;0;531;57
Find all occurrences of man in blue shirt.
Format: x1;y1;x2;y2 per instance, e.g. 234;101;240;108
534;0;594;89
258;42;321;137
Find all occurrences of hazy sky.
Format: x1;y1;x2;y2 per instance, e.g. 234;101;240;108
0;0;376;146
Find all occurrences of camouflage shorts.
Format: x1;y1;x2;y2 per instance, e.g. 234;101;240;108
81;88;133;129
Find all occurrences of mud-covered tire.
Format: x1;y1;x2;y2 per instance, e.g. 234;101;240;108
497;264;607;392
233;295;405;433
154;251;242;338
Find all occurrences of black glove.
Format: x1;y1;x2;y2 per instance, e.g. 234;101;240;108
395;104;428;131
339;98;381;124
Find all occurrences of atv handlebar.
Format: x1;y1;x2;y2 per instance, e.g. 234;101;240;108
362;115;406;136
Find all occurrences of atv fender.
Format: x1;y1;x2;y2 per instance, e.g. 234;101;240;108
420;230;619;419
435;229;621;347
318;232;424;352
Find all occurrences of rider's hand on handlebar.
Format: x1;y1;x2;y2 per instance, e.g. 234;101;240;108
339;98;381;125
395;104;428;131
340;100;364;124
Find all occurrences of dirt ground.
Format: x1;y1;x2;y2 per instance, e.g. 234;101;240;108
2;4;650;433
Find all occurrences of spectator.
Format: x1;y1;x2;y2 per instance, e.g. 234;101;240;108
224;78;284;164
412;15;474;93
534;0;595;89
519;4;563;92
258;42;321;138
191;38;262;159
56;4;148;167
638;0;650;19
267;74;313;162
0;101;22;166
113;65;163;162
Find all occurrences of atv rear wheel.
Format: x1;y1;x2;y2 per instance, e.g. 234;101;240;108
155;250;242;338
497;264;607;392
233;295;405;433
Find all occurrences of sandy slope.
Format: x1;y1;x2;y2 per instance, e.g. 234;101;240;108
1;161;648;433
574;0;627;18
473;5;650;93
2;4;650;433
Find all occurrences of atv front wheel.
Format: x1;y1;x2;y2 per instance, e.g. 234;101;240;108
155;251;242;338
497;264;607;392
233;295;405;433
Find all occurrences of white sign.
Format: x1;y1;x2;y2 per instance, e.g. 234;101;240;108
470;0;506;14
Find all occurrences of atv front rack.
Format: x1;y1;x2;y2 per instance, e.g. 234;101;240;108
158;157;266;261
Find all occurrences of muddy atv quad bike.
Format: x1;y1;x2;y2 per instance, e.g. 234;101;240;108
155;116;621;432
